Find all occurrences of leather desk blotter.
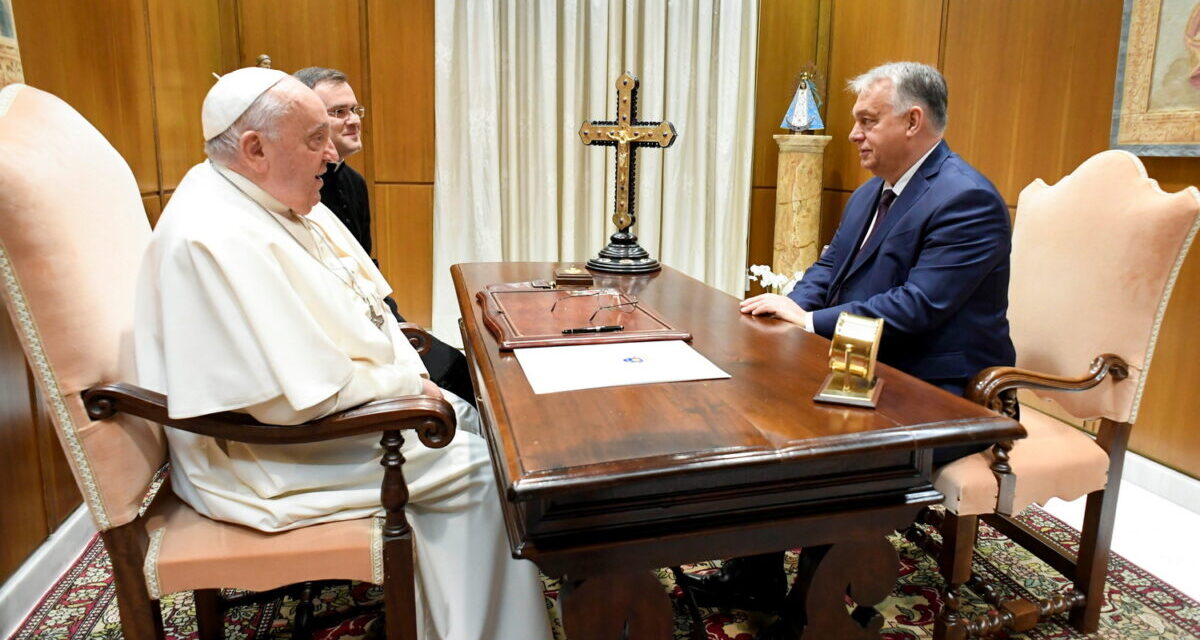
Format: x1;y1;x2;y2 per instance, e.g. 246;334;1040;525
476;283;692;350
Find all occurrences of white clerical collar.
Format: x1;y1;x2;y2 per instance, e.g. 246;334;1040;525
209;160;291;215
884;140;940;197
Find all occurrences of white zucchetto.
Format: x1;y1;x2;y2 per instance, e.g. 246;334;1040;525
201;67;288;141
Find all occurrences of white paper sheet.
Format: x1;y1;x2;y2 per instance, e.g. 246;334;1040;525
513;340;731;394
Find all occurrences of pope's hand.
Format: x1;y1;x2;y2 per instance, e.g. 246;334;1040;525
421;378;444;399
739;293;809;328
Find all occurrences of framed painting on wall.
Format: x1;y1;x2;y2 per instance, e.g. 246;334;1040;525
1111;0;1200;156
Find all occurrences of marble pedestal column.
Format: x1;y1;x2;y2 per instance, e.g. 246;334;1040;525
773;134;831;279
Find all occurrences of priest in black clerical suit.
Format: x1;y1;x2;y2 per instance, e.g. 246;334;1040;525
319;160;372;254
296;66;476;407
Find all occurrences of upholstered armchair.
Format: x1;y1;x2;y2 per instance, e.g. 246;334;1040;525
909;150;1200;639
0;84;455;640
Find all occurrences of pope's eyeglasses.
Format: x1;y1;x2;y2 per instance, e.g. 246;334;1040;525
549;289;640;324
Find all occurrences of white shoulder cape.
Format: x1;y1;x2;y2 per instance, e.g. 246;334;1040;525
134;161;424;419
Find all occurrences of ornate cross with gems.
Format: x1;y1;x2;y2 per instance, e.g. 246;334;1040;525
579;71;676;273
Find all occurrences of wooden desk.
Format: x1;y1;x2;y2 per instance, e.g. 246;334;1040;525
452;263;1022;639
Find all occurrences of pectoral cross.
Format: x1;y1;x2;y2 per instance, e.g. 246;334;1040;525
579;71;676;273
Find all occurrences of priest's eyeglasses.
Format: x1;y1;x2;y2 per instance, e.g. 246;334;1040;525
549;289;640;323
328;105;367;120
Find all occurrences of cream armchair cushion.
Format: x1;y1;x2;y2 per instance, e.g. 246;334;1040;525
934;407;1110;516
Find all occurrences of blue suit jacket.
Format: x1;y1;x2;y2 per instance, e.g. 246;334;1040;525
788;141;1015;383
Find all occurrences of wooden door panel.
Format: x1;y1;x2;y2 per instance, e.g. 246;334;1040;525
366;0;435;184
146;0;224;191
941;0;1123;205
375;184;433;327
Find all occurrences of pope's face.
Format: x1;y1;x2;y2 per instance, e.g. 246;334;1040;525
848;79;913;183
312;80;363;159
258;80;338;214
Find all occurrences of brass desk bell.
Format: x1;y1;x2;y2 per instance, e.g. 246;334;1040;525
814;312;884;408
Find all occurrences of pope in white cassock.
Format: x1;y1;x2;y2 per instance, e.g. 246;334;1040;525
133;67;554;640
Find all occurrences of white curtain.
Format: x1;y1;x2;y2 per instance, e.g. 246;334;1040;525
432;0;759;344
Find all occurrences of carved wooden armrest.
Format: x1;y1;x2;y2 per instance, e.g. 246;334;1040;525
82;382;456;450
397;322;433;356
965;354;1130;415
962;354;1128;515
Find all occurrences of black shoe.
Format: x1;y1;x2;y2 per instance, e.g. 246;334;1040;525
676;551;787;612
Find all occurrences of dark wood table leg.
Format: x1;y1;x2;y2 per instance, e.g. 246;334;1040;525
787;535;901;639
561;569;674;640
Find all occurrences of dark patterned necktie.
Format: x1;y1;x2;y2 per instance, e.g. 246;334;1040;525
830;188;899;306
862;188;897;249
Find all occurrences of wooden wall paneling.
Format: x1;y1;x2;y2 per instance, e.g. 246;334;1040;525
0;314;49;583
238;0;367;175
367;0;435;324
746;186;777;296
143;194;163;228
146;0;224;191
745;0;822;294
237;0;363;82
32;380;80;530
751;0;821;189
11;0;161;194
1142;157;1200;196
940;0;1124;205
375;185;433;327
819;189;852;248
823;0;943;192
366;0;435;184
1132;215;1200;477
814;0;833;95
217;0;242;73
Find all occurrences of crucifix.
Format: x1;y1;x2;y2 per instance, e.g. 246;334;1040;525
579;71;676;273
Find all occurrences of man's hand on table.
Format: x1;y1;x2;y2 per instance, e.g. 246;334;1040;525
739;293;811;329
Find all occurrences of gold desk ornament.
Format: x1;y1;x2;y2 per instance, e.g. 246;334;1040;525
553;264;594;287
814;312;885;408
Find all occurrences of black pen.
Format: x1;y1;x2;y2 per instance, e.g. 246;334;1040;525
562;325;624;334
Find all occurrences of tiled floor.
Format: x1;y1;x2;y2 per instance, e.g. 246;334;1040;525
1042;475;1200;600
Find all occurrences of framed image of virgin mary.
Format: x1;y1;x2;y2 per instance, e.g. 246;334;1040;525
1111;0;1200;156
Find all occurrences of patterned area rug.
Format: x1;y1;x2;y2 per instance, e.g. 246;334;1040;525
11;505;1199;639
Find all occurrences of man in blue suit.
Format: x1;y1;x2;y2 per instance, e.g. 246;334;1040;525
743;61;1014;402
682;62;1016;625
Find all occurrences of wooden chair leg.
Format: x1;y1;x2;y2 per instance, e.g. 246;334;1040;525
933;512;977;640
1069;485;1119;633
101;526;164;640
381;429;419;640
383;534;418;640
193;588;223;640
1070;417;1129;633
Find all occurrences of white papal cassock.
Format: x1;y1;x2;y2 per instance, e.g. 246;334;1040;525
134;161;553;640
